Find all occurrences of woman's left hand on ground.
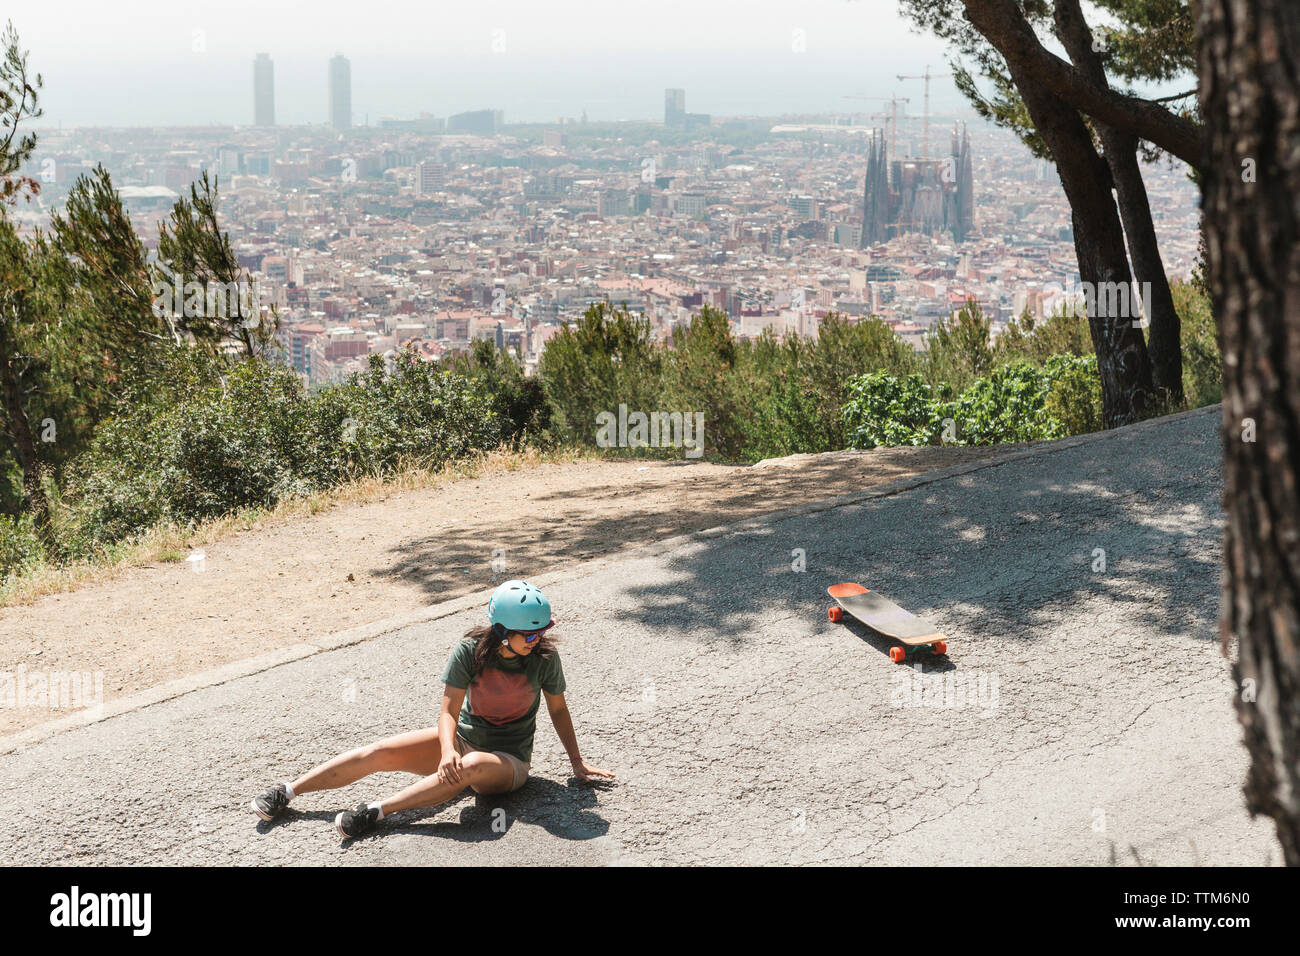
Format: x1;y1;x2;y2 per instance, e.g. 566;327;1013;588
571;758;616;782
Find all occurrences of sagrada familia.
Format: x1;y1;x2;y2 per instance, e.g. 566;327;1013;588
862;123;975;246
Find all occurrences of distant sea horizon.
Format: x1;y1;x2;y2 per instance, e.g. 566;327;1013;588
27;53;976;130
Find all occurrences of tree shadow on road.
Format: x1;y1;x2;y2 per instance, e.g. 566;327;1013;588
596;414;1225;654
363;447;1016;608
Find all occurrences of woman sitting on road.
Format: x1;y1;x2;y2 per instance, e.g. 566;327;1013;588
249;579;615;839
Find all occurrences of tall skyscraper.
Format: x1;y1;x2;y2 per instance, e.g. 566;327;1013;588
329;54;352;131
664;88;685;128
254;53;275;126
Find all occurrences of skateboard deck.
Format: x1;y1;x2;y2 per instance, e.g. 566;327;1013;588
826;582;949;662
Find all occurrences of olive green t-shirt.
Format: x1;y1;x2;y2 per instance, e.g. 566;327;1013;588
440;637;566;763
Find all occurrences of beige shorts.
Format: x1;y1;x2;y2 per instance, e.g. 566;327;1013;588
454;735;530;792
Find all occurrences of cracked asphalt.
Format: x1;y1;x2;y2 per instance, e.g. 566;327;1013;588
1;406;1282;865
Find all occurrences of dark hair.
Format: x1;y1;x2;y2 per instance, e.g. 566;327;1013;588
464;623;558;680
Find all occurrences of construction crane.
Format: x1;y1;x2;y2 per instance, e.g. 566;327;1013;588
895;66;953;161
842;94;909;165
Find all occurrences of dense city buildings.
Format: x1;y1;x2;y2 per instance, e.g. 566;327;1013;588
18;97;1200;386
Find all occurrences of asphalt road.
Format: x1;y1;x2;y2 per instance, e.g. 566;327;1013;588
1;406;1282;865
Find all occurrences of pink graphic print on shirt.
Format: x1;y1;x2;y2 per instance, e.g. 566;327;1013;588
469;667;535;725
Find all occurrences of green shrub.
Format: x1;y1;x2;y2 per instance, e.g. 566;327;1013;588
60;348;499;552
443;339;552;446
943;361;1061;444
0;460;25;520
925;299;994;392
794;315;917;452
1173;279;1221;407
843;356;1105;449
842;372;945;448
660;306;747;459
539;301;661;444
1044;354;1104;436
0;512;43;582
540;305;920;462
62;359;313;549
317;351;500;480
994;308;1092;365
738;335;829;459
657;312;922;460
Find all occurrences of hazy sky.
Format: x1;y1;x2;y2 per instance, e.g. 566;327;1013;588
15;0;968;127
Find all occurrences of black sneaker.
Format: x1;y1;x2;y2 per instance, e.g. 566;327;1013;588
335;803;381;839
250;783;291;821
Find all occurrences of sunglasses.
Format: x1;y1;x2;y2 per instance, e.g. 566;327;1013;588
518;621;556;643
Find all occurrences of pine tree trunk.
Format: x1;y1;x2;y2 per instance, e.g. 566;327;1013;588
1054;0;1183;408
1005;56;1154;426
1109;136;1183;408
1200;0;1300;865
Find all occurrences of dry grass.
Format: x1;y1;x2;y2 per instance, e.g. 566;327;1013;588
0;443;605;609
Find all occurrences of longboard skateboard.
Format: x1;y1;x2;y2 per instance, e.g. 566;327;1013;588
826;583;949;663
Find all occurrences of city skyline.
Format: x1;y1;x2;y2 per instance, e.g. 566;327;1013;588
15;112;1199;386
30;53;974;131
13;1;975;128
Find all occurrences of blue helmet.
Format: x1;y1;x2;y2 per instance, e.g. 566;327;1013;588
488;580;553;632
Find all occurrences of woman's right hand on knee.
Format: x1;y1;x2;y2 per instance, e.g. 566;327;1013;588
438;751;463;784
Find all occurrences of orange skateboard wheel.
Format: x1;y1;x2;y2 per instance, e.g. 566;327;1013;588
889;646;907;663
828;606;844;623
933;640;947;655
